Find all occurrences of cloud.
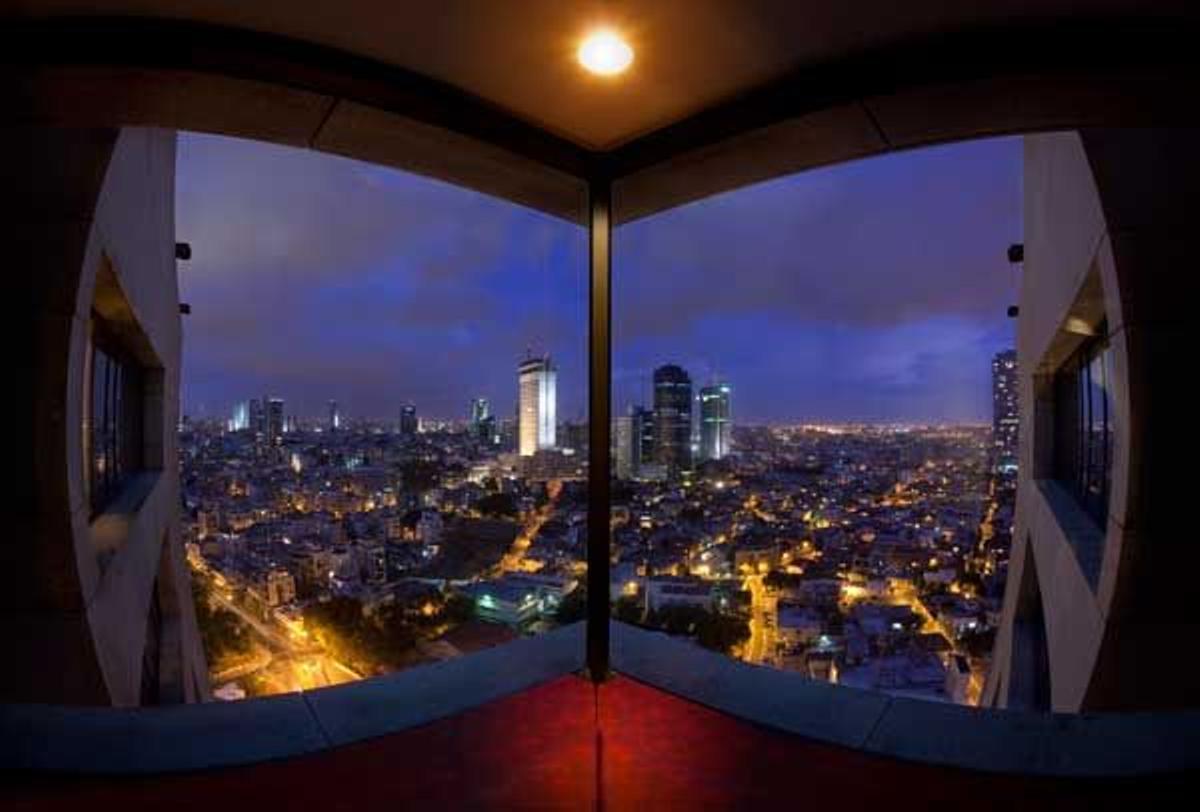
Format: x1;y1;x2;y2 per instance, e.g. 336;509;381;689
178;132;587;421
611;137;1021;422
179;132;1019;424
613;314;1011;424
613;137;1022;340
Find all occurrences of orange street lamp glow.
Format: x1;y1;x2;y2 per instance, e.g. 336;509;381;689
578;29;633;76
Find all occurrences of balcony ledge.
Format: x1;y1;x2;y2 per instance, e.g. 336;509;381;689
612;622;1200;777
1;621;584;774
2;620;1197;779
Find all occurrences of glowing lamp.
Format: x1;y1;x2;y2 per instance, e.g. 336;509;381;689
578;29;633;76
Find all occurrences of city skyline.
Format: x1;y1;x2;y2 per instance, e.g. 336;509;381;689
178;133;1019;424
209;381;1005;429
175;137;1019;707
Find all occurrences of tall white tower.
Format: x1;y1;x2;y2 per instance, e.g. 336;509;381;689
518;355;556;456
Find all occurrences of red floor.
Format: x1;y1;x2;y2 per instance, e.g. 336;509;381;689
3;675;1194;810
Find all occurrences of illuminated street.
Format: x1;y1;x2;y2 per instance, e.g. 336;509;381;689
498;479;563;575
192;559;362;696
742;574;777;666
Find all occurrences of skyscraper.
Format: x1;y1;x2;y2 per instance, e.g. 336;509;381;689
992;349;1018;471
499;416;518;452
230;400;250;432
470;397;495;443
518;355;557;457
564;421;588;454
266;397;285;444
249;397;266;438
633;406;655;469
328;400;340;432
653;364;693;473
476;415;497;444
470;397;490;425
399;403;418;438
470;393;494;441
699;383;732;462
614;414;635;479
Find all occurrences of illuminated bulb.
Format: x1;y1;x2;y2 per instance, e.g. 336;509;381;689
578;29;633;76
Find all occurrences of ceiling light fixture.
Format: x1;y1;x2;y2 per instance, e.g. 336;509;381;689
578;29;633;76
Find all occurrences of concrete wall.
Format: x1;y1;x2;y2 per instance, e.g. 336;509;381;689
984;129;1198;712
11;126;208;705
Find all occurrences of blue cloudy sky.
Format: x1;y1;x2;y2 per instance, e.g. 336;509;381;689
177;133;1019;425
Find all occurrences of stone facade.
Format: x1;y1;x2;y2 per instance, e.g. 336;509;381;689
984;129;1198;712
14;127;208;705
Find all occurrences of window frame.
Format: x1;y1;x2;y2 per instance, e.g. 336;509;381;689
1053;329;1114;528
85;315;146;517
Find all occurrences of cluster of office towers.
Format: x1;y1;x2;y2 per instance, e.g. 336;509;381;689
231;396;418;441
614;364;732;480
510;355;732;480
512;355;731;477
230;396;287;444
229;357;732;479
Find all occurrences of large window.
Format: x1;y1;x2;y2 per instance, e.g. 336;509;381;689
1054;333;1115;527
610;136;1022;706
178;133;586;699
85;319;145;516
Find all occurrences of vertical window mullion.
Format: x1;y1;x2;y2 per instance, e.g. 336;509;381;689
586;178;611;681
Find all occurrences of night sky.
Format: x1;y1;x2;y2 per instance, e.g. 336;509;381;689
178;133;1020;425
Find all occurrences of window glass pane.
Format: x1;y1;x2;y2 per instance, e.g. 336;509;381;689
87;341;144;515
113;361;125;484
1078;356;1088;498
92;350;110;505
82;340;93;509
1102;346;1115;512
1087;353;1104;506
612;136;1022;707
1054;338;1112;530
176;132;586;699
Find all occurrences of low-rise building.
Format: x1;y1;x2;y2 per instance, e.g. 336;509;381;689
265;568;296;607
776;604;825;647
646;577;713;613
462;574;576;627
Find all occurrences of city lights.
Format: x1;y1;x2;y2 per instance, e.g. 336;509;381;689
180;204;1015;710
187;383;1011;710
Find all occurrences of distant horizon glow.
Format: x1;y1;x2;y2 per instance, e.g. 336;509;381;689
177;133;1020;425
